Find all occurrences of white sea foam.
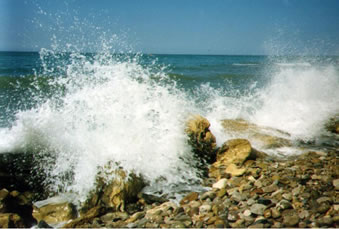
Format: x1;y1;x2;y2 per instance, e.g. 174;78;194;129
0;50;202;202
251;65;339;140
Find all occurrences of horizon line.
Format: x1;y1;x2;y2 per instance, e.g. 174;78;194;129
0;50;338;57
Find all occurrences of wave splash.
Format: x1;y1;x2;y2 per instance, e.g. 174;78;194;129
0;48;203;202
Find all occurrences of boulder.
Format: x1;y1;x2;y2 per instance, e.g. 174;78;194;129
32;195;76;225
209;139;267;179
81;163;145;213
185;115;217;163
221;119;291;149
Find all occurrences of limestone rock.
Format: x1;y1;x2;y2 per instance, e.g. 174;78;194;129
32;195;76;225
218;139;254;166
0;213;26;228
221;119;291;149
81;163;145;213
185;115;217;163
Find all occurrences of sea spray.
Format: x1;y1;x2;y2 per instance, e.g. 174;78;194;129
0;49;204;203
190;58;339;152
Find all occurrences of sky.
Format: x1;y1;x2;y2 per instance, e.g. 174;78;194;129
1;0;339;55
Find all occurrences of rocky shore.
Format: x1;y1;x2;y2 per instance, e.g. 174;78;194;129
0;115;338;228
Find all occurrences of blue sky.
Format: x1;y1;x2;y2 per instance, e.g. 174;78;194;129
1;0;339;55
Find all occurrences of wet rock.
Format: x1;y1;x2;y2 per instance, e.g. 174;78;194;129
250;204;267;216
0;213;26;228
32;195;76;225
180;192;199;205
81;163;145;213
185;115;217;163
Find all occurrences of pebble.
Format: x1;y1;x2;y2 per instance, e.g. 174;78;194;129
212;178;228;189
333;179;339;190
250;204;267;216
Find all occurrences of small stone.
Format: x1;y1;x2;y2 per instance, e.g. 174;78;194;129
317;202;331;213
257;198;271;205
231;191;246;202
298;210;310;219
263;209;271;218
200;191;216;201
282;193;292;201
316;196;332;204
333;179;339;190
250;204;267;216
214;219;226;228
180;192;199;205
227;211;238;222
282;210;299;227
243;209;252;217
317;216;333;226
199;204;212;214
262;184;278;193
217;189;226;198
271;208;281;219
277;200;292;210
212;178;228;189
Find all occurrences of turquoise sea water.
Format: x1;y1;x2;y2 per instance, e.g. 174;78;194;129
0;50;338;201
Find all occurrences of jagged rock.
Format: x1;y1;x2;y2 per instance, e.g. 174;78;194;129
0;213;26;228
217;139;254;165
32;195;76;225
209;139;266;179
81;163;145;213
185;115;217;163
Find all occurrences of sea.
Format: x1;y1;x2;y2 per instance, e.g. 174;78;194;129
0;50;338;202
